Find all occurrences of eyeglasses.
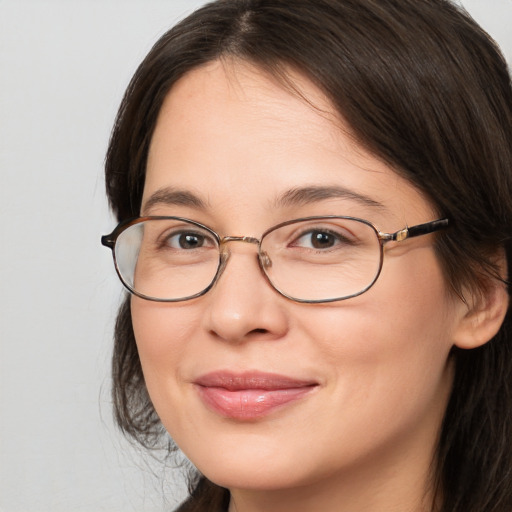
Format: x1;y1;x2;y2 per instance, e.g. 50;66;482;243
101;216;449;303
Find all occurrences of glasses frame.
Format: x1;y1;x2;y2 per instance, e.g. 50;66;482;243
101;215;449;303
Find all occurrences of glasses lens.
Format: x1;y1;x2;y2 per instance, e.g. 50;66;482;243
261;218;381;301
114;218;220;300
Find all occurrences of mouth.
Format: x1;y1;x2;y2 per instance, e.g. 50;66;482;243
193;371;319;421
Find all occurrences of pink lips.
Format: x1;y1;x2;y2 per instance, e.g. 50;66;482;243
194;371;318;420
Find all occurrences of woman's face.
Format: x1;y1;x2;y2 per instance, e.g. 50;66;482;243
133;61;460;499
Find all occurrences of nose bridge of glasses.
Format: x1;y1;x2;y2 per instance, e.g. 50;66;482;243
220;235;260;246
218;236;272;270
218;236;261;267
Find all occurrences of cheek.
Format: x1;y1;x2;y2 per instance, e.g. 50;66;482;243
304;250;452;350
130;298;200;416
132;298;193;356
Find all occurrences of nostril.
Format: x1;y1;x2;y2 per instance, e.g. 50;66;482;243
251;328;268;334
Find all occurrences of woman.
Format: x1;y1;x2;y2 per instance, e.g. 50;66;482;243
101;0;512;510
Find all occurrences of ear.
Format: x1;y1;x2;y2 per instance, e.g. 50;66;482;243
452;260;509;350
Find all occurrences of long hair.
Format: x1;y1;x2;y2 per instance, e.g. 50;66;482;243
105;1;512;510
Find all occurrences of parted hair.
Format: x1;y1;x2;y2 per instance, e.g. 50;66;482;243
104;1;512;510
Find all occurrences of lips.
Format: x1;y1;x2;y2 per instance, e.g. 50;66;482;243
194;371;318;420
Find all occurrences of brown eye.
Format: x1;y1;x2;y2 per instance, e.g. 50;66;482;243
179;233;205;249
310;231;336;249
164;231;212;250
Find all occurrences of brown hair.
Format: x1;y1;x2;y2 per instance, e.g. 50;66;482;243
105;1;512;510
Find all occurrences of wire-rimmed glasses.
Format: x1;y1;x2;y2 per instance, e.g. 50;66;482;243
101;216;449;303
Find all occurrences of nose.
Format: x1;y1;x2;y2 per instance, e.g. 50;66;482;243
202;241;289;344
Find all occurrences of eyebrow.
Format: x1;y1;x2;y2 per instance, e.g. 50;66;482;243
142;187;208;215
274;185;386;210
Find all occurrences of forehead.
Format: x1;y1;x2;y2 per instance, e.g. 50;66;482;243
146;59;343;170
143;60;433;229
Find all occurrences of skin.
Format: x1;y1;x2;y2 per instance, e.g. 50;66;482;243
132;60;469;512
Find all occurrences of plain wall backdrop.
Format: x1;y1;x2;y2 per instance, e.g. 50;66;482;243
1;1;511;511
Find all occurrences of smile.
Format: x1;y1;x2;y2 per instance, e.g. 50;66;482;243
194;371;319;421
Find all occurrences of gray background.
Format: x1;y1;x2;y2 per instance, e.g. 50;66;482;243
1;1;511;511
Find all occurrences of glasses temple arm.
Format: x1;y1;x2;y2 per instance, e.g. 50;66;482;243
383;218;449;242
407;218;449;238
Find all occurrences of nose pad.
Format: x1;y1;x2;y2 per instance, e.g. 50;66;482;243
216;250;231;279
259;250;272;269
